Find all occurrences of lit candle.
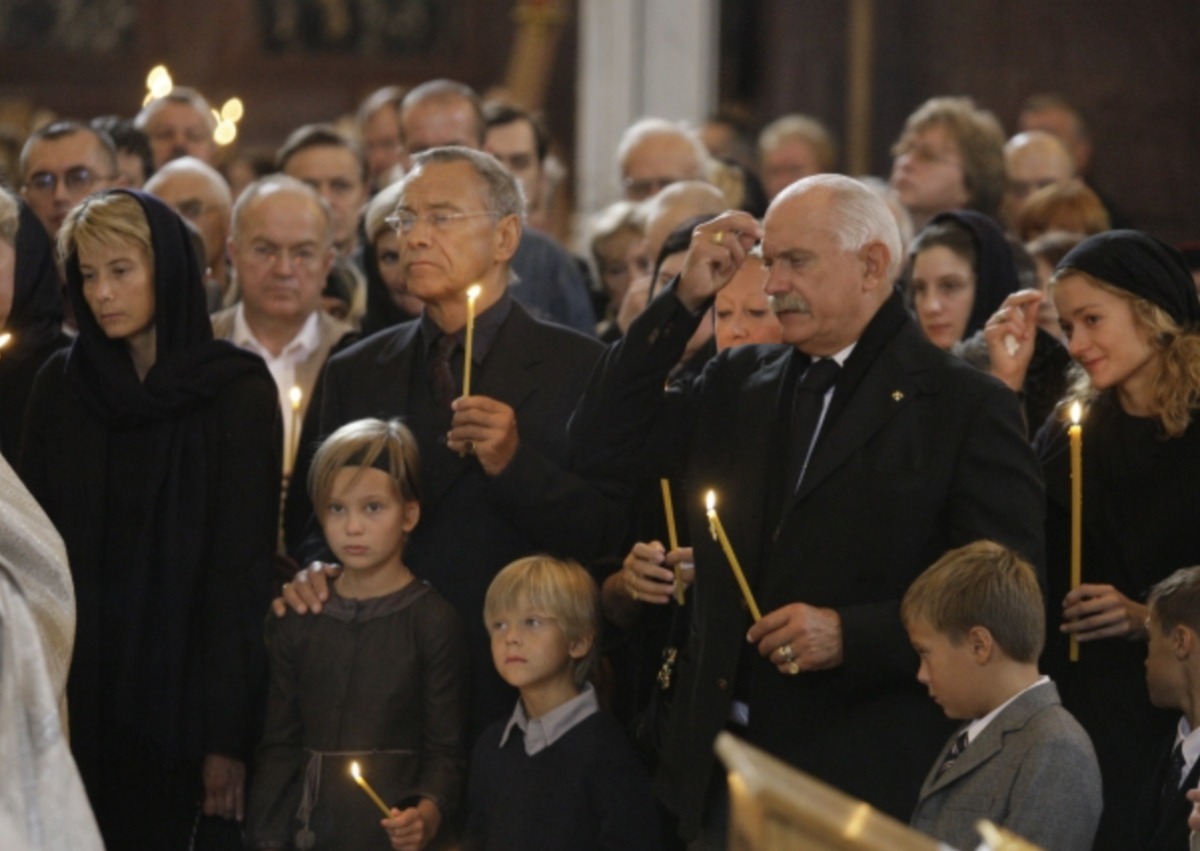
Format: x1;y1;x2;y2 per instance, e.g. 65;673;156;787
350;761;391;817
705;490;761;621
286;386;303;477
463;284;482;397
660;479;685;605
1068;401;1083;662
0;332;11;359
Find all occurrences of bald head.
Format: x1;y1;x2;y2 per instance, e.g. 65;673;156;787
146;157;233;281
642;180;726;260
1002;131;1075;227
617;118;708;201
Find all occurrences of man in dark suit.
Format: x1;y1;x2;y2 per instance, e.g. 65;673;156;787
569;173;1045;843
1139;567;1200;851
284;147;619;734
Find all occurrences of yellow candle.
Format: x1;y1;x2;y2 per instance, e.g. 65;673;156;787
350;761;392;817
463;284;482;397
0;332;10;359
661;479;685;605
1069;401;1083;662
705;490;760;622
286;386;303;477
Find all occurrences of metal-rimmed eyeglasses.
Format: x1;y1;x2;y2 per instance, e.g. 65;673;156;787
385;210;493;234
25;166;113;195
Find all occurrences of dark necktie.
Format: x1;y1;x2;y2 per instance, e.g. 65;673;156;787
1161;741;1186;807
787;358;842;492
430;334;461;410
937;730;970;778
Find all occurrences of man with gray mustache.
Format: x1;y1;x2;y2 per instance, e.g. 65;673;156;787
571;173;1045;847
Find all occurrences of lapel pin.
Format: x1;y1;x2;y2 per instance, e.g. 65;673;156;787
892;390;904;401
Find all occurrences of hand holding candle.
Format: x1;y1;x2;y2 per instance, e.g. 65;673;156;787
705;490;761;622
463;284;481;397
1068;401;1083;662
661;479;686;605
350;761;391;817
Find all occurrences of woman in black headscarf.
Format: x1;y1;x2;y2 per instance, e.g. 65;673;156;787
987;229;1200;851
19;189;281;850
906;209;1070;430
0;191;70;461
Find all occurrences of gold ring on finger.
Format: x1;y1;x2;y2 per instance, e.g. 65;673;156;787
712;230;725;245
785;661;800;675
464;439;476;454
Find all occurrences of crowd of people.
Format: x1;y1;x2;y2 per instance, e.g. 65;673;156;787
1;76;1200;851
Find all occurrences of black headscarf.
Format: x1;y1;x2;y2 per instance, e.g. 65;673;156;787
61;189;270;756
64;189;266;426
7;204;64;350
925;209;1019;340
1057;230;1200;329
0;205;70;459
359;221;418;336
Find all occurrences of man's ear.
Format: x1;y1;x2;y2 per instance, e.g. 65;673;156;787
859;240;891;292
968;625;994;664
493;214;521;265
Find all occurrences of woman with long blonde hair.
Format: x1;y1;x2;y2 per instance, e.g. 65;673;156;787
986;229;1200;850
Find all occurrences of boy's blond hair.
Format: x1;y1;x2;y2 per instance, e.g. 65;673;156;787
309;418;421;516
484;555;600;689
901;540;1045;663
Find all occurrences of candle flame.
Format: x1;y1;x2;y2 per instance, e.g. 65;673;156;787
705;490;716;511
289;386;303;409
1069;401;1082;425
146;64;173;99
467;284;482;301
350;761;361;779
0;332;11;349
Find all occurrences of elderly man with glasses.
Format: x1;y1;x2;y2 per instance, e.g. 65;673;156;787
20;121;123;238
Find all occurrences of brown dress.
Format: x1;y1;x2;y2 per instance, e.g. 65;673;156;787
246;580;470;850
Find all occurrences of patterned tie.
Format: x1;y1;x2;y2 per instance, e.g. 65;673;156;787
787;358;842;492
937;730;970;778
430;334;461;410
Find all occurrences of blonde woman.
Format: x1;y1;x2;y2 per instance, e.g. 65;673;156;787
986;229;1200;851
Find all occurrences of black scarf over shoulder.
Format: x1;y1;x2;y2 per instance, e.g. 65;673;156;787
927;209;1019;340
61;189;269;757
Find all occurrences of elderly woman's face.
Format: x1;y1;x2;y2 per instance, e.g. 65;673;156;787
78;239;156;344
910;245;976;350
595;228;650;306
0;237;14;330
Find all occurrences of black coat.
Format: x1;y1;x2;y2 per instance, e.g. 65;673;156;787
571;286;1046;838
299;300;617;734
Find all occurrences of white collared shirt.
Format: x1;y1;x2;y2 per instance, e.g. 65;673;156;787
499;683;599;756
964;675;1050;745
232;305;321;466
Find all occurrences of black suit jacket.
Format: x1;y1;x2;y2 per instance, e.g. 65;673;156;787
571;286;1046;838
301;300;616;733
1138;734;1200;851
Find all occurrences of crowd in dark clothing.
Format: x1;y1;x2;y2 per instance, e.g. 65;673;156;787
2;79;1200;851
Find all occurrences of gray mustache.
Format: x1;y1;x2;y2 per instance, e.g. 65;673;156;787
769;294;812;314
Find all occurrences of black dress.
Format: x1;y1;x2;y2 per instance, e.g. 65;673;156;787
19;190;281;851
1036;393;1200;851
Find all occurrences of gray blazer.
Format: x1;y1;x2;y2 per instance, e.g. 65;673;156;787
910;681;1102;851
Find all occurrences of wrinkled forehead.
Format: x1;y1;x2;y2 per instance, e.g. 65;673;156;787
762;187;840;253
